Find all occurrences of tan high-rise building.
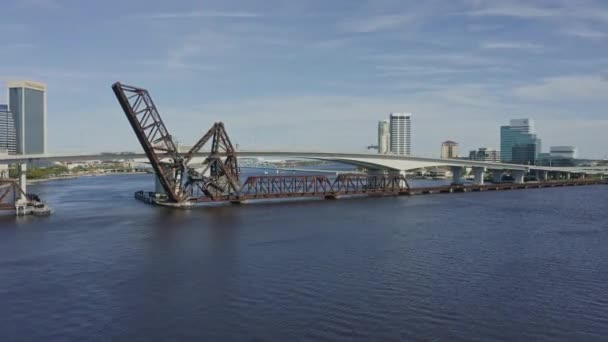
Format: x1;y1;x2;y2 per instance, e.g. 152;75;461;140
377;120;390;154
441;141;459;159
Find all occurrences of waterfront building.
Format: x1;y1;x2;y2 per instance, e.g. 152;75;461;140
537;146;579;167
389;113;411;156
500;118;541;164
550;146;578;159
440;141;459;159
377;120;390;154
8;80;47;155
469;147;501;162
0;104;17;155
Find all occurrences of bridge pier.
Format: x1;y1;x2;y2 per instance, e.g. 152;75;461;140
512;170;525;184
538;170;548;182
473;167;485;185
19;163;27;200
491;170;503;183
451;166;463;185
565;172;571;180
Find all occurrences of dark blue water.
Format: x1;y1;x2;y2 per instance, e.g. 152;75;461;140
1;174;608;341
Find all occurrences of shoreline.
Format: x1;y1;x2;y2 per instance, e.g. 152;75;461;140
27;171;148;184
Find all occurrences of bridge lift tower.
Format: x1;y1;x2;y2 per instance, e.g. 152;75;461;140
112;82;409;207
112;82;241;206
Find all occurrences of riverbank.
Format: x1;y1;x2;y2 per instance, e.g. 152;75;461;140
26;171;148;184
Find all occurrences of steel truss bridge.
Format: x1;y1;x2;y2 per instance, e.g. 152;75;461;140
111;82;413;206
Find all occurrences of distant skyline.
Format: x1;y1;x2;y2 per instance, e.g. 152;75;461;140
0;0;607;158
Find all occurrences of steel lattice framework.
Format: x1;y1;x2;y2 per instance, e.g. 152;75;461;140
112;82;411;204
0;180;25;211
112;82;241;203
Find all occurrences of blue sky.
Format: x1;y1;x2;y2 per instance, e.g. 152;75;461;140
1;0;607;158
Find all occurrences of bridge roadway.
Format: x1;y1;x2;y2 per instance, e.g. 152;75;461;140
1;151;606;176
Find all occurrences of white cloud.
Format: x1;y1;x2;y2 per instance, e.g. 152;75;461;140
17;0;61;9
481;41;543;51
467;4;557;19
134;10;262;20
466;2;608;22
339;14;412;33
512;75;608;101
560;27;607;40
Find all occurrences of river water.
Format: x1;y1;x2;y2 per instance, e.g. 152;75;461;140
1;173;607;341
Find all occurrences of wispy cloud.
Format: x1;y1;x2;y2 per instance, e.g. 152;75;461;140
367;52;499;67
339;14;412;33
466;2;608;23
134;10;262;20
560;27;607;40
375;65;473;76
512;74;608;101
18;0;61;9
466;5;558;19
481;41;543;51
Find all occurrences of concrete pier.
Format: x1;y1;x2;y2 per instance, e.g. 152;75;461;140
19;163;27;200
473;167;485;185
512;170;525;184
451;166;463;185
491;170;503;183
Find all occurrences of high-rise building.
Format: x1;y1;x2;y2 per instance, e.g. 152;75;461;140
377;120;390;154
0;104;17;155
469;147;500;162
8;80;47;155
389;113;411;155
440;141;459;159
500;118;541;164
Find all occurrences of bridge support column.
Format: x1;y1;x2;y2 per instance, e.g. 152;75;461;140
0;165;8;179
19;163;27;200
451;166;463;185
539;170;548;182
565;172;571;180
491;170;503;183
473;167;485;185
512;170;525;184
399;170;408;189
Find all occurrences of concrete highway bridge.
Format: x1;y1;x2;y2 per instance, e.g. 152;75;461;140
1;151;606;187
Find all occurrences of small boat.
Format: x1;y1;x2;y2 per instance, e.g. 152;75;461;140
32;203;52;216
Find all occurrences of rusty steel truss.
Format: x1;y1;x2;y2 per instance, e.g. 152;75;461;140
112;82;410;204
238;173;409;200
0;180;25;211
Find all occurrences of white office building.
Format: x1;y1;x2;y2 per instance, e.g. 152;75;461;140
389;113;411;156
0;104;17;154
377;120;390;154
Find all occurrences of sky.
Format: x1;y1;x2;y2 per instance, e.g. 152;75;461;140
0;0;607;158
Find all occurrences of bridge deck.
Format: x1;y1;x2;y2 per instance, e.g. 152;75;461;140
135;177;607;207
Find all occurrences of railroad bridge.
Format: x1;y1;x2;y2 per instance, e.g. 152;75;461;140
109;82;607;207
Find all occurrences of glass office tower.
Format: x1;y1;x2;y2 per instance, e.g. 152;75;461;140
8;81;47;155
500;119;541;164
